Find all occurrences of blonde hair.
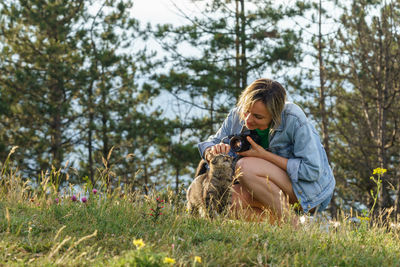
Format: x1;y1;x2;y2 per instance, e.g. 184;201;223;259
237;78;286;132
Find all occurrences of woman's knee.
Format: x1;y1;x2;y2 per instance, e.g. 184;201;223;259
235;156;274;174
232;184;251;204
232;184;264;208
235;157;246;172
235;157;259;178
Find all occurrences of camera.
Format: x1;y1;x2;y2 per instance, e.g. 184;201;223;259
229;130;261;152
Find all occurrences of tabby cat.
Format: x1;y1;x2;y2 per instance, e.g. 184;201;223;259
186;154;235;218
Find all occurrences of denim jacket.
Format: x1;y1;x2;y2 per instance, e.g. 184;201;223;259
197;102;335;212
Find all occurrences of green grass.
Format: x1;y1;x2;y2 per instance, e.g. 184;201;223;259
1;151;400;266
1;186;400;266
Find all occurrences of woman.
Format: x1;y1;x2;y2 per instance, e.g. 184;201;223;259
198;78;335;223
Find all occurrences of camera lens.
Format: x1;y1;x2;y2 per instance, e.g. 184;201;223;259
229;136;245;152
233;140;242;150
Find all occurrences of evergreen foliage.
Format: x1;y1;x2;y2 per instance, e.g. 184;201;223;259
0;0;87;174
0;0;400;216
328;0;400;212
153;0;307;134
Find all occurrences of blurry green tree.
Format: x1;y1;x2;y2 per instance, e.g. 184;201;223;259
287;0;339;217
76;0;158;188
153;0;307;135
151;0;308;192
327;0;400;214
0;0;161;190
0;0;87;175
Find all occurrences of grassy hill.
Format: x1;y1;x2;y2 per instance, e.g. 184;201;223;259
1;154;400;266
1;186;400;266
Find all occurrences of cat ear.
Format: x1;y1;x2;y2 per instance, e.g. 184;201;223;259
210;154;218;164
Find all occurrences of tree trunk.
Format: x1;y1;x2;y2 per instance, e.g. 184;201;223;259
50;86;63;170
317;0;329;159
234;0;247;99
175;167;180;195
239;0;247;91
88;82;95;186
235;0;240;94
101;87;109;160
317;0;337;218
144;163;149;195
395;173;400;222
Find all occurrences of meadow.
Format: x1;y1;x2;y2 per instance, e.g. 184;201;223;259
1;150;400;266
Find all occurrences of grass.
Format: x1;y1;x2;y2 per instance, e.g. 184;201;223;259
2;187;400;266
1;150;400;266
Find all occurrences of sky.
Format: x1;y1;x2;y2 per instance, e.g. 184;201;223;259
129;0;325;27
129;1;215;120
131;0;204;25
128;0;303;113
128;0;342;109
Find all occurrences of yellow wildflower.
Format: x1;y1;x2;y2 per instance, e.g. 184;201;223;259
163;257;176;264
373;167;387;175
357;216;370;222
194;256;202;263
132;238;145;249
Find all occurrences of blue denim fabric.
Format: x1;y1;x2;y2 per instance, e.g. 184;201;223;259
314;192;333;213
197;102;336;213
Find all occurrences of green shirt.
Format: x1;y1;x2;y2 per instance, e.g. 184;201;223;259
255;128;270;150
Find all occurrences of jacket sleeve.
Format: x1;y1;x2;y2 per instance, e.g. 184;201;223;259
286;122;326;183
197;108;238;160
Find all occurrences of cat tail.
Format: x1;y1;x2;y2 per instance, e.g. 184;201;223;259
194;159;208;177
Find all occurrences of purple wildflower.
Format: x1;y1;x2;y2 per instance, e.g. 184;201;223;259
92;189;98;195
55;198;59;204
71;195;77;202
81;197;87;203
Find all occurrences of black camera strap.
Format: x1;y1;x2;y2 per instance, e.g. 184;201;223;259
240;125;248;134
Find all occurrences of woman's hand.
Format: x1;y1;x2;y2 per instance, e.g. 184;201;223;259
205;143;231;161
237;136;288;171
236;136;265;158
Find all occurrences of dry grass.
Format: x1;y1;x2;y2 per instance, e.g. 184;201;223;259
1;148;400;266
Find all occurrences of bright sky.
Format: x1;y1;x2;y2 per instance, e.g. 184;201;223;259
130;0;318;25
129;0;341;104
132;0;204;25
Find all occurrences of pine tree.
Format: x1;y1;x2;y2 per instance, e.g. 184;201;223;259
74;0;163;190
154;0;307;131
0;0;87;175
329;0;400;213
151;0;307;189
77;0;137;186
287;0;339;217
0;0;161;190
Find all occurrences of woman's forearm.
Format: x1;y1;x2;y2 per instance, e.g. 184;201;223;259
259;150;288;172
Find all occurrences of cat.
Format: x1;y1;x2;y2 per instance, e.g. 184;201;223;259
186;154;235;218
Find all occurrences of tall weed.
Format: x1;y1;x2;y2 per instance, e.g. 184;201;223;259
1;150;400;266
